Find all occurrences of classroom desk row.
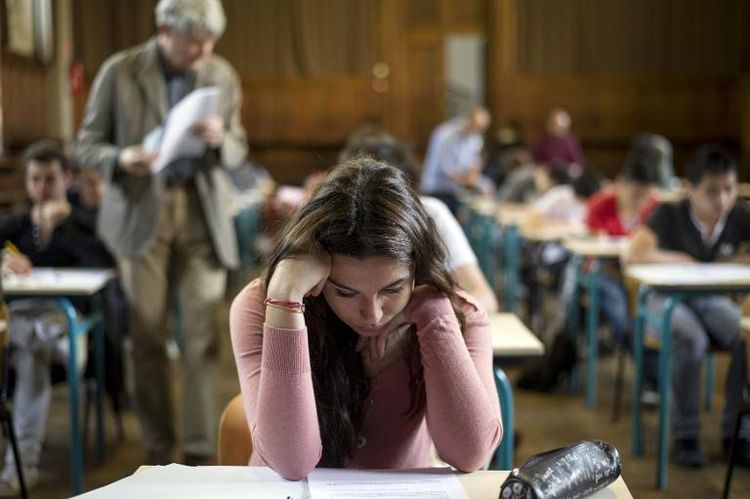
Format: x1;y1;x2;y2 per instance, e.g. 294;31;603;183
2;268;115;495
460;194;750;489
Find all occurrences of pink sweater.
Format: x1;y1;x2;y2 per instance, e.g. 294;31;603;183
229;279;502;480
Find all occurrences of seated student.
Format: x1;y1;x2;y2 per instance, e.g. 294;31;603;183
527;168;602;288
0;141;116;494
531;108;584;171
625;144;750;467
580;153;661;346
339;131;499;314
67;167;130;414
530;166;601;225
518;154;659;392
229;159;502;479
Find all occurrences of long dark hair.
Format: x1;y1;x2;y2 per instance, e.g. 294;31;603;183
264;158;464;467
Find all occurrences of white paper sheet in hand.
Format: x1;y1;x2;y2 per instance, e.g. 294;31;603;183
308;468;469;499
152;86;220;173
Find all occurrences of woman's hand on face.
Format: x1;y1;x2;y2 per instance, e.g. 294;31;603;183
267;251;331;302
357;311;412;369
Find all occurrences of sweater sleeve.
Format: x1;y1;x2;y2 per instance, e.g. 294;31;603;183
405;287;503;472
229;279;322;480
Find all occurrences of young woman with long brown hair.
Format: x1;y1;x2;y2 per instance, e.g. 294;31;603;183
229;158;502;479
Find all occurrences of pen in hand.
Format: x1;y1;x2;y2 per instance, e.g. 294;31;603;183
3;241;32;275
3;241;21;258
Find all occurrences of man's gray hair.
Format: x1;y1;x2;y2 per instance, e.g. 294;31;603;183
155;0;226;38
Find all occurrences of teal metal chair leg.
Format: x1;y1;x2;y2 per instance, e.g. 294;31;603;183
631;286;649;457
494;366;514;470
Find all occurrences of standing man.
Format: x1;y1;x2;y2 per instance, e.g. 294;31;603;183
420;107;491;214
76;0;247;465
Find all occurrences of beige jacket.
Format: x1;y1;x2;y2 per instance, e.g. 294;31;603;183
76;38;247;268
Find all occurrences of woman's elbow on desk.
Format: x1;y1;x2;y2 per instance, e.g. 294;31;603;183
439;418;503;473
258;449;321;481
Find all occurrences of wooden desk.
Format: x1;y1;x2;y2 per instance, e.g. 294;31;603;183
79;465;633;498
491;312;544;357
519;222;587;243
625;263;750;489
563;236;627;258
3;268;115;495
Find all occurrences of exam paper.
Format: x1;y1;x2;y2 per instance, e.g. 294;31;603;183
75;464;309;499
308;468;469;499
151;86;220;173
627;263;750;286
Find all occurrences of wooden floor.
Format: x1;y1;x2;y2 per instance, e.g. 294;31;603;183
24;323;750;498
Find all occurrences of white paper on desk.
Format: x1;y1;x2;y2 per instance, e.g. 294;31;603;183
75;464;309;499
308;468;468;499
628;263;750;286
151;86;220;173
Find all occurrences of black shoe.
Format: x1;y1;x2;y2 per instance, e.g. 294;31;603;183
722;437;750;467
673;438;705;467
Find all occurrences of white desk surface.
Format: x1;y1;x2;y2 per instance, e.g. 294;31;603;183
467;196;497;217
626;263;750;290
2;268;115;296
519;222;588;242
491;313;544;357
78;465;632;499
494;203;530;226
741;316;750;332
563;236;628;258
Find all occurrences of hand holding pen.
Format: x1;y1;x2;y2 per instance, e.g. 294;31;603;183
2;241;32;275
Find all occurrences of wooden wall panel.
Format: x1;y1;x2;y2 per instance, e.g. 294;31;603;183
242;78;386;144
74;0;156;79
443;0;486;32
405;41;444;150
67;0;748;183
489;0;748;178
1;54;50;149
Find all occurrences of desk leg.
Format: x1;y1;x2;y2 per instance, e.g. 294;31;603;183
56;298;83;495
92;292;107;463
503;227;520;313
656;294;681;490
585;262;601;409
569;257;582;393
631;286;649;457
478;215;496;290
494;366;514;470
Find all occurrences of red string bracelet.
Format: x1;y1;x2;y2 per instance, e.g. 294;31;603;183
263;298;306;314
